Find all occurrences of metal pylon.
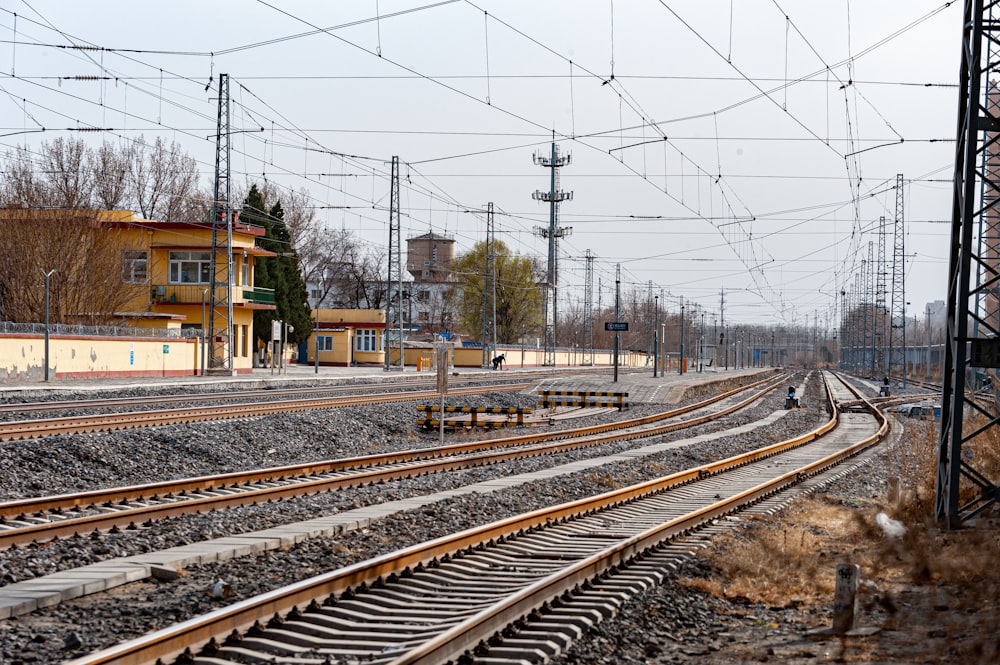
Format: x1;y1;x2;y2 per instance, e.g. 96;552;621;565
384;156;403;371
876;216;888;376
532;140;573;366
481;202;496;368
936;0;1000;529
208;72;233;374
582;249;594;365
889;174;907;384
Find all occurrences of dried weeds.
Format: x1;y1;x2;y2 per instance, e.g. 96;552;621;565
681;416;1000;663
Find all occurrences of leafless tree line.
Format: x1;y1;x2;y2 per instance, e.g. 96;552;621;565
0;137;205;324
1;136;206;221
0;209;147;325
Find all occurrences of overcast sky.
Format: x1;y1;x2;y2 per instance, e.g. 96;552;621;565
0;1;960;329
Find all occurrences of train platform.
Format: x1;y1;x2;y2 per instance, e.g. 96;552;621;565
0;363;776;399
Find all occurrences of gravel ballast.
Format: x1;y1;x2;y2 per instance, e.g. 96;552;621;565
0;372;857;663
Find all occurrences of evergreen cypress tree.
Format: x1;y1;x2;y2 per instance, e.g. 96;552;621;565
243;185;310;348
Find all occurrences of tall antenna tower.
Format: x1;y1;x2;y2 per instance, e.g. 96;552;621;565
384;156;403;371
208;72;234;374
532;139;573;366
889;174;907;383
582;250;594;366
481;202;496;368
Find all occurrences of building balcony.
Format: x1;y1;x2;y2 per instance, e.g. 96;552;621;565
150;284;276;308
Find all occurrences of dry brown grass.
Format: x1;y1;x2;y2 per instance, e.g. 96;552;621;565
680;414;1000;662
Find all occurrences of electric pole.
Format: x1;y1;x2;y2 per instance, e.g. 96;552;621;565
209;72;234;374
481;202;496;368
385;156;403;371
532;138;573;366
583;249;594;366
889;174;906;386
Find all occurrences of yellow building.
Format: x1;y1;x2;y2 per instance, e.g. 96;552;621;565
105;210;277;373
0;209;276;379
304;308;387;367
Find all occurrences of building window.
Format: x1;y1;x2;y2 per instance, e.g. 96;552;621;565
121;250;148;284
355;329;381;352
241;325;249;357
169;251;212;284
241;260;250;287
318;336;333;351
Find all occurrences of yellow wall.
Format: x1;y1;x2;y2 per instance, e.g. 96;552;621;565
0;333;204;382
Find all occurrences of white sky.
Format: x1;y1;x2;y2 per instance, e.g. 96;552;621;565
0;1;960;329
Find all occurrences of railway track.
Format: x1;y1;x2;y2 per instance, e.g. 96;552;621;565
0;373;787;550
0;383;532;442
0;375;548;418
65;371;887;665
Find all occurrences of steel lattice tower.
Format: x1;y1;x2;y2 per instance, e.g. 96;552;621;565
384;156;403;371
480;202;496;368
861;251;870;374
889;174;907;384
582;249;594;366
937;0;1000;529
208;73;234;374
532;141;573;366
982;82;1000;332
875;217;888;376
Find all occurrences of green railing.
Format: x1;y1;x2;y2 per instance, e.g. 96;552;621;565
242;287;275;304
151;284;275;305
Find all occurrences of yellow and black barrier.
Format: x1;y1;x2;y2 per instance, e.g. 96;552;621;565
537;390;629;410
416;405;533;428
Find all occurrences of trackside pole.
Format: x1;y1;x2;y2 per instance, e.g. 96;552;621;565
436;342;449;444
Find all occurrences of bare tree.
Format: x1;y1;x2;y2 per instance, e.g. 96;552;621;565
0;137;206;324
42;137;92;209
128;136;203;221
0;146;47;208
90;142;129;210
0;210;146;325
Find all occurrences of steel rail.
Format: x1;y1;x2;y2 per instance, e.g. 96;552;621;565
0;384;530;442
395;372;889;665
0;374;788;548
0;376;541;416
65;372;880;665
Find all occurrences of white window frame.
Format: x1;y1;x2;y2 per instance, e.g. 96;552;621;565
121;250;148;284
168;251;213;284
355;329;382;353
317;336;333;352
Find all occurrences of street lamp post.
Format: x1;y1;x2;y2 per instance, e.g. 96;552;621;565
42;269;56;382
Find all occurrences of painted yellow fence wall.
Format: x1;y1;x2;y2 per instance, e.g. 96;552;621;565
0;334;213;382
